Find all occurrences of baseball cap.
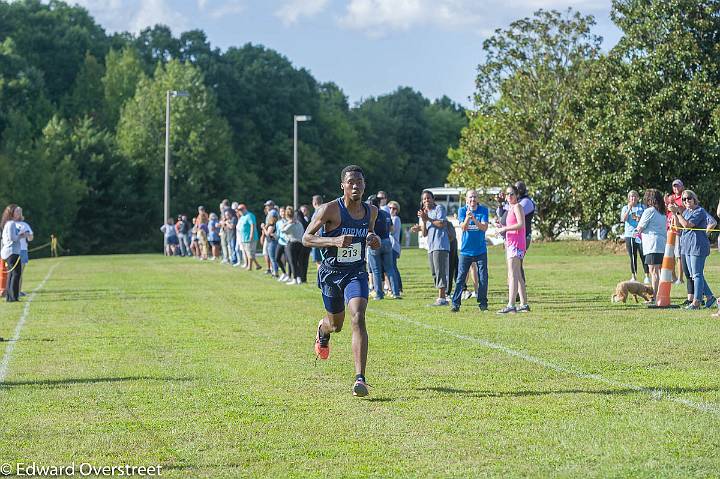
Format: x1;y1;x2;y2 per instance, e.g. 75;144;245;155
672;179;683;187
264;200;275;206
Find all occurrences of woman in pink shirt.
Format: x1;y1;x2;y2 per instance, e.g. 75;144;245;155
496;185;529;314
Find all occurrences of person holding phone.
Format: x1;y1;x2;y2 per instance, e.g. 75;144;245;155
620;190;650;283
450;190;489;312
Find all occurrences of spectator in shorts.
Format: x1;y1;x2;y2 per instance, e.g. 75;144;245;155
17;213;33;296
414;190;450;306
620;190;650;283
451;189;489;312
495;185;529;314
238;204;262;270
208;213;221;260
265;214;279;276
388;200;403;295
190;217;199;257
161;218;178;256
637;189;667;301
669;190;716;310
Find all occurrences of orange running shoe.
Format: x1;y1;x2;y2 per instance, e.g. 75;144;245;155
315;322;330;360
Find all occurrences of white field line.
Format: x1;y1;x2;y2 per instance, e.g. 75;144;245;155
380;311;720;417
0;262;60;383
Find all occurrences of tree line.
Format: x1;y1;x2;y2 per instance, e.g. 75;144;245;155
450;0;720;239
0;0;467;254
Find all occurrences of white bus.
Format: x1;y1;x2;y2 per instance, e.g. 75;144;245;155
417;186;504;249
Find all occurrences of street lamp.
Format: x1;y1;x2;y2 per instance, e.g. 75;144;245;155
293;114;311;211
164;90;190;228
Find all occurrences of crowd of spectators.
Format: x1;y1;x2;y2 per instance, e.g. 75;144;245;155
158;177;719;317
628;179;719;315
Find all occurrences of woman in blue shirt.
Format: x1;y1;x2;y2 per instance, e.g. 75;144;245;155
620;190;650;283
669;190;715;310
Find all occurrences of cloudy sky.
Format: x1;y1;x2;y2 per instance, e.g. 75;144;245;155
72;0;621;107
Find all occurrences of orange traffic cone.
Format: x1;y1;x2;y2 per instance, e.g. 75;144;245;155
0;258;6;297
653;229;679;308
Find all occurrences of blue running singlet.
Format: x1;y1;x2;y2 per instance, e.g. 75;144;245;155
320;198;371;271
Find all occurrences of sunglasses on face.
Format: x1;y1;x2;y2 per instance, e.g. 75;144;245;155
505;192;516;196
682;197;693;202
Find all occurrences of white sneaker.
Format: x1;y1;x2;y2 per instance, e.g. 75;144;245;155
295;277;302;284
286;278;296;285
233;262;241;267
643;276;651;284
630;276;637;282
278;274;287;281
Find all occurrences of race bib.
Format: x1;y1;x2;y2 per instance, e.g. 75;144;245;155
337;242;362;263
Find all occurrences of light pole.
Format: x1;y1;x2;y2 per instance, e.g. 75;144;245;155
164;90;189;226
293;114;311;211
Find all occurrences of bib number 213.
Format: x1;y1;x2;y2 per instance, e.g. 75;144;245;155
337;243;361;263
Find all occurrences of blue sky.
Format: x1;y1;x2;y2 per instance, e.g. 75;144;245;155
73;0;622;107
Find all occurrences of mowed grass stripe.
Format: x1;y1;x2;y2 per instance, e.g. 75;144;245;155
0;247;719;478
0;261;61;382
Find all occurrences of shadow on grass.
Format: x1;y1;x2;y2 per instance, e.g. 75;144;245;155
415;386;720;397
1;376;195;388
365;397;395;402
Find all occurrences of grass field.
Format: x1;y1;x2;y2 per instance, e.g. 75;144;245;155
1;242;720;478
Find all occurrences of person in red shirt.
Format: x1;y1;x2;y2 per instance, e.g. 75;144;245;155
666;179;686;283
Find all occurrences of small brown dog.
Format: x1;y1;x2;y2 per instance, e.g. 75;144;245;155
611;280;655;303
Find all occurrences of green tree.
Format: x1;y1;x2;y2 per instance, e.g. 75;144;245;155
117;59;237;230
571;0;720;230
0;0;109;103
449;9;601;238
63;52;105;122
0;37;53;138
102;47;147;130
63;117;141;253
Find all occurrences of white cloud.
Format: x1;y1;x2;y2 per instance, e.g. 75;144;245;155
208;1;246;19
129;0;188;33
338;0;479;34
197;0;209;11
275;0;330;26
337;0;608;36
70;0;188;33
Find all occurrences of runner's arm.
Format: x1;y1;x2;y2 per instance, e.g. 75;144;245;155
302;203;352;248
